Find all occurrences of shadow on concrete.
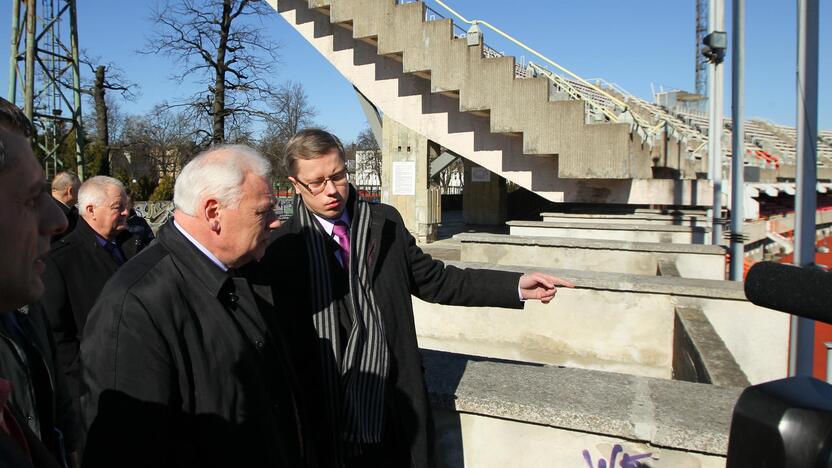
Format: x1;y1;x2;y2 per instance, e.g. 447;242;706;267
420;349;545;468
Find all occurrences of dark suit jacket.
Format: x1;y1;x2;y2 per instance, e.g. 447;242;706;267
249;192;523;468
50;200;77;244
81;221;310;468
37;219;136;402
0;307;79;461
0;404;61;468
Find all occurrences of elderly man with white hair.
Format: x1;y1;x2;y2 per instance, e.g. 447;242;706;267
81;145;310;468
38;175;132;431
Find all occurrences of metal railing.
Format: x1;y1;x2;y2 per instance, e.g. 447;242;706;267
418;0;719;151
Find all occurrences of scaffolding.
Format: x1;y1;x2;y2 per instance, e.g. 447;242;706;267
7;0;85;180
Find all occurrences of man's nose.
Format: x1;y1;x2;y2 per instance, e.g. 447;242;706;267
323;179;338;196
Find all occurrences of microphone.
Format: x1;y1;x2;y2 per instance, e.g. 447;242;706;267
744;262;832;324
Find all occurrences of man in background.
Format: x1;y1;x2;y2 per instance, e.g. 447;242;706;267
0;96;68;467
37;176;130;423
50;172;81;243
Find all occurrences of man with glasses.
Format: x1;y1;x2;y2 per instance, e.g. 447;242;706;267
252;128;573;468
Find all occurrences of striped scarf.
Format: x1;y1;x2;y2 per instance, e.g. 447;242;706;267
296;191;391;449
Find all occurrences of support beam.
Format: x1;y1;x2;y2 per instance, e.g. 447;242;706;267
728;0;745;281
708;0;726;246
381;115;438;243
789;0;819;378
429;150;459;179
354;86;382;146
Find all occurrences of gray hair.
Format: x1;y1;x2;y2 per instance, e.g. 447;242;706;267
173;144;272;216
78;176;125;211
51;171;81;192
0;97;35;174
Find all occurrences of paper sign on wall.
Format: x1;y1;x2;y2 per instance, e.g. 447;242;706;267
392;161;416;195
471;166;491;183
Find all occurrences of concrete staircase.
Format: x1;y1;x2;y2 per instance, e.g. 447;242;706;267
267;0;709;205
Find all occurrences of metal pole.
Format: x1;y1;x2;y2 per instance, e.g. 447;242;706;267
7;0;22;101
708;0;725;245
789;0;818;377
23;0;36;122
729;0;745;281
69;0;85;180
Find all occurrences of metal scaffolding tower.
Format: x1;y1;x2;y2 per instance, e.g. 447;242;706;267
7;0;85;180
695;0;709;96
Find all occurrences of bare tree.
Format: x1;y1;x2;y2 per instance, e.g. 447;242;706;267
259;81;318;182
143;0;281;144
122;105;200;181
81;60;139;175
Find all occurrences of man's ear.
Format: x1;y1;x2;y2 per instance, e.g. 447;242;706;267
288;176;301;195
204;199;221;233
84;204;95;219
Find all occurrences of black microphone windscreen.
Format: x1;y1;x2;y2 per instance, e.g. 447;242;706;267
744;262;832;324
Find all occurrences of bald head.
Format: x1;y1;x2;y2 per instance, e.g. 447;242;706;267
51;171;81;206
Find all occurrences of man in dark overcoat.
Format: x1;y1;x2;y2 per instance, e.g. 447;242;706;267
36;176;131;413
252;129;573;468
0;96;68;468
81;145;312;468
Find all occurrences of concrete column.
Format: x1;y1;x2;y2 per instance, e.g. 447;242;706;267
462;159;506;225
381;115;437;243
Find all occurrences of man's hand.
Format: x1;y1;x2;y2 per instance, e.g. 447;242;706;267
518;272;575;304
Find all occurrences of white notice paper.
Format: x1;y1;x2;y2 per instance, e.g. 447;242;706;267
392;161;416;195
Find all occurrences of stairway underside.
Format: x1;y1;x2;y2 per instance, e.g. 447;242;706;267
269;0;712;205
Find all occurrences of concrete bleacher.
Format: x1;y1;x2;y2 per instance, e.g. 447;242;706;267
507;219;710;244
455;232;725;279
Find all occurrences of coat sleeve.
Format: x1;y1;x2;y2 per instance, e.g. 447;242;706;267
81;291;177;468
38;255;84;400
386;208;523;309
25;305;81;454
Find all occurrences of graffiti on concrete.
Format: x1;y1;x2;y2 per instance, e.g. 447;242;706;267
582;444;652;468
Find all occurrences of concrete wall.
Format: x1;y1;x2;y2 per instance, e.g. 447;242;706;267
462;159;506;225
425;350;737;467
674;296;790;384
435;410;726;468
456;233;725;280
381;115;437;242
540;212;708;227
414;288;675;379
414;262;788;384
508;221;710;244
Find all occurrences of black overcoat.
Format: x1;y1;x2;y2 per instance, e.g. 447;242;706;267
80;222;310;468
250;195;523;468
37;219;139;401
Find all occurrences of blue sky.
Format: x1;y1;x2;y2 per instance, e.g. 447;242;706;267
1;0;829;144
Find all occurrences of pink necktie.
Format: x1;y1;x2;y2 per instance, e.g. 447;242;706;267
333;221;350;269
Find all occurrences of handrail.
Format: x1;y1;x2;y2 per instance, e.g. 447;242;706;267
432;0;637;121
527;62;621;123
426;0;712;150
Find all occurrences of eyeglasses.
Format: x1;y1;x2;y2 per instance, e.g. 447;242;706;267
294;170;349;196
